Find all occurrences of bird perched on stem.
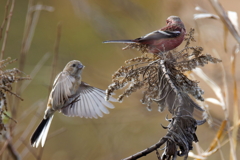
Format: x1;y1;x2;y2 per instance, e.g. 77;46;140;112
103;16;186;55
30;60;116;148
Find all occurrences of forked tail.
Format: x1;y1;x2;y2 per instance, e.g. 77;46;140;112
30;115;54;147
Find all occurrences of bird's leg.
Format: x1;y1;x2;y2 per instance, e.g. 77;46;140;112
63;95;81;109
161;45;167;59
70;95;81;108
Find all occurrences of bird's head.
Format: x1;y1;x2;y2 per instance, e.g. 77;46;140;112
64;60;85;77
166;16;185;30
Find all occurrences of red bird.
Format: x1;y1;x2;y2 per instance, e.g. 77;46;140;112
103;16;186;54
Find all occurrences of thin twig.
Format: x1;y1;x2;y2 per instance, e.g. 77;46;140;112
11;0;33;121
209;0;240;44
47;127;66;139
0;0;10;41
49;22;62;94
122;138;166;160
3;87;23;101
19;138;38;160
12;1;41;120
3;112;17;123
15;102;45;149
5;133;21;160
209;8;237;160
208;1;238;158
216;138;225;160
20;52;50;92
207;120;226;152
231;44;239;156
18;99;45;122
0;140;8;156
22;4;41;54
0;0;15;60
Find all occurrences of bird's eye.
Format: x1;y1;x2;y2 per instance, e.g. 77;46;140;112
72;64;76;67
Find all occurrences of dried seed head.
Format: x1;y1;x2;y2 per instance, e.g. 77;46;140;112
106;28;221;111
0;58;30;134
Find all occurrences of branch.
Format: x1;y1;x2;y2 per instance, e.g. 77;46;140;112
0;0;10;40
0;140;8;156
209;0;240;44
7;141;21;160
0;0;15;60
3;87;23;101
4;133;21;160
123;138;167;160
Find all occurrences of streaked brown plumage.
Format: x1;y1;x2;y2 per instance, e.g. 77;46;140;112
30;60;116;148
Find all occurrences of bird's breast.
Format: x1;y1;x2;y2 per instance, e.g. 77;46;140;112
149;29;185;54
71;77;82;95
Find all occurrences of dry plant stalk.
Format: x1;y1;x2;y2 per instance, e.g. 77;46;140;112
0;58;30;134
195;1;240;159
106;28;222;160
0;1;55;160
106;29;221;111
0;0;15;61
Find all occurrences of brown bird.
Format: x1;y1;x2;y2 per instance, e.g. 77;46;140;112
103;16;186;54
30;60;116;148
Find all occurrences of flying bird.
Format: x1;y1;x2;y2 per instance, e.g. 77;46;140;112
103;16;186;54
30;60;116;148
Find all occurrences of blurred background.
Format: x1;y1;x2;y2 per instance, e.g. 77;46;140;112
0;0;239;159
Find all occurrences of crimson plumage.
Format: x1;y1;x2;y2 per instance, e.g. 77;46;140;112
103;16;186;54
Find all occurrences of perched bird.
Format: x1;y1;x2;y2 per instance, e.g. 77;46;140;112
103;16;186;54
30;60;116;148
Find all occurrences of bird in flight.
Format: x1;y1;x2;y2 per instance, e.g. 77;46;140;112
30;60;116;148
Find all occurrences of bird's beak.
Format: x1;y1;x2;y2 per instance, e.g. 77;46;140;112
78;64;85;69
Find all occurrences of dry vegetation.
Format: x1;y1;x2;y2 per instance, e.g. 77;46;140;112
0;0;239;160
0;1;54;160
106;28;221;160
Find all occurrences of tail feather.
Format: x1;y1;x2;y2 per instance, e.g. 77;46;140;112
30;115;54;147
103;40;135;44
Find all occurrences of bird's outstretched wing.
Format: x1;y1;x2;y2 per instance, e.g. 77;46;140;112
50;71;75;107
135;30;181;43
60;82;116;119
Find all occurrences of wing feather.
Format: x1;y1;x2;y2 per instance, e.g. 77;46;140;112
80;92;85;118
51;72;75;107
90;88;115;109
85;89;104;117
60;82;116;118
82;92;91;118
84;91;98;119
81;91;91;118
135;30;181;43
